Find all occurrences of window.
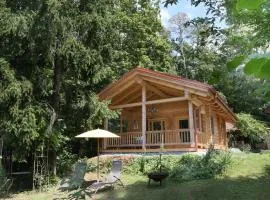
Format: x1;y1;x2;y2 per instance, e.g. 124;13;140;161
179;119;189;129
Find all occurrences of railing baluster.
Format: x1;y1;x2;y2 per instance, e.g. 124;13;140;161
106;129;192;148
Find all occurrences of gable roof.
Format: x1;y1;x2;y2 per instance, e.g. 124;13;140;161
99;67;236;122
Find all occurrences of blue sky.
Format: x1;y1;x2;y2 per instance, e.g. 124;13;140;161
160;0;208;27
160;0;226;27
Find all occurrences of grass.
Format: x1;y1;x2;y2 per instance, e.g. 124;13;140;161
8;152;270;200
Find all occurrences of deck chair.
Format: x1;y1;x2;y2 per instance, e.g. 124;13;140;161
60;161;87;191
87;160;124;195
0;178;13;196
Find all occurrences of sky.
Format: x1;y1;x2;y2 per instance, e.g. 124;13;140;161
160;0;208;27
160;0;226;28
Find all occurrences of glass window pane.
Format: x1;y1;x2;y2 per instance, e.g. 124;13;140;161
179;120;189;129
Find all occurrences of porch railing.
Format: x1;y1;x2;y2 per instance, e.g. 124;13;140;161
105;129;191;148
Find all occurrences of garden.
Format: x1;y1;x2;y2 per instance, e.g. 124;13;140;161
7;150;270;200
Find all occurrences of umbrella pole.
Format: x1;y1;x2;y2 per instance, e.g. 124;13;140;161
97;138;100;182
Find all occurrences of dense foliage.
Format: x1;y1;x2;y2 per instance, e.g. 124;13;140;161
234;113;269;148
0;0;173;173
121;148;232;182
123;155;180;175
166;0;270;122
169;149;231;182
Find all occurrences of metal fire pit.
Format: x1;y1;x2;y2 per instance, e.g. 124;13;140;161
147;172;168;186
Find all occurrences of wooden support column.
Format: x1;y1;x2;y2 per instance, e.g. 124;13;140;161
210;108;213;144
224;120;229;150
103;119;108;150
188;101;195;147
142;85;146;151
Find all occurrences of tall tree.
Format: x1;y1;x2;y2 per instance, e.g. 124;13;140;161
0;0;173;174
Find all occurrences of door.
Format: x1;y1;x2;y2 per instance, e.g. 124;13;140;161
147;119;165;144
147;119;165;131
178;119;190;143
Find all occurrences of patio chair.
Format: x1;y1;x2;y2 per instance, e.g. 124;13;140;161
87;160;124;195
0;177;13;196
59;161;87;191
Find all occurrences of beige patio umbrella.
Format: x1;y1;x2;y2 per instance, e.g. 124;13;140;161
75;128;120;181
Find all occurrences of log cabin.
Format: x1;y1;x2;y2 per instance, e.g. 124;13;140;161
98;67;236;153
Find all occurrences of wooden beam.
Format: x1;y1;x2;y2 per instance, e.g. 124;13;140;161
142;85;146;151
191;98;203;107
185;90;190;98
124;91;142;104
113;85;141;105
141;76;208;97
188;101;195;147
136;78;168;98
145;82;168;98
103;79;136;100
110;102;142;109
110;96;188;109
123;87;157;104
146;96;187;105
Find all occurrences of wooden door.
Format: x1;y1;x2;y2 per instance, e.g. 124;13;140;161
147;119;165;131
147;119;165;144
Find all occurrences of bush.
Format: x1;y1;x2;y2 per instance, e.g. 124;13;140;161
83;149;231;183
239;144;251;153
87;158;112;174
169;148;232;182
57;148;78;177
235;113;269;149
123;155;181;175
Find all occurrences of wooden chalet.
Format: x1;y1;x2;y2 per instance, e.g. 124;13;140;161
98;67;236;153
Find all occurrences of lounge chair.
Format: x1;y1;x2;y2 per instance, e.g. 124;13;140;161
0;177;13;196
60;161;87;190
87;160;124;195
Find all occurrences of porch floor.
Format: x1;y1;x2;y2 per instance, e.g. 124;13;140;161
101;147;204;153
100;149;208;157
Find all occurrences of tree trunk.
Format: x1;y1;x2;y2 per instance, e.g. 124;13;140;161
51;54;62;176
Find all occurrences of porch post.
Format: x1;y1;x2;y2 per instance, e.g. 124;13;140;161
142;85;146;151
188;101;195;147
103;119;108;150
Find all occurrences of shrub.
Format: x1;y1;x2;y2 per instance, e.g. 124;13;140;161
235;113;269;149
87;158;112;174
169;148;232;182
123;155;181;175
239;144;251;153
57;148;78;177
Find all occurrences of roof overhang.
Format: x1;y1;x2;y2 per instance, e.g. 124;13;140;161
98;67;237;123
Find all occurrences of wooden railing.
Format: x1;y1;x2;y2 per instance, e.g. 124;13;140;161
106;129;191;148
106;132;142;147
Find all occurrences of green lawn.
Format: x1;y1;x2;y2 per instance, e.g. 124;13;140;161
9;152;270;200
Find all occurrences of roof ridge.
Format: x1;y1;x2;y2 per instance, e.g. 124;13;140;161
134;67;214;90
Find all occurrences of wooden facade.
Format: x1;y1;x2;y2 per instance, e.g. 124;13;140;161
99;67;236;153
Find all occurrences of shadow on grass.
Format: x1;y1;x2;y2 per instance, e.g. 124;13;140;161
264;165;270;176
94;175;270;200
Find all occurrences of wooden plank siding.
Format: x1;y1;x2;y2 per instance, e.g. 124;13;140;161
102;101;228;152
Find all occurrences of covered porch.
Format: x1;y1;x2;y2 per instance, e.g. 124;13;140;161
99;68;233;153
101;82;200;153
